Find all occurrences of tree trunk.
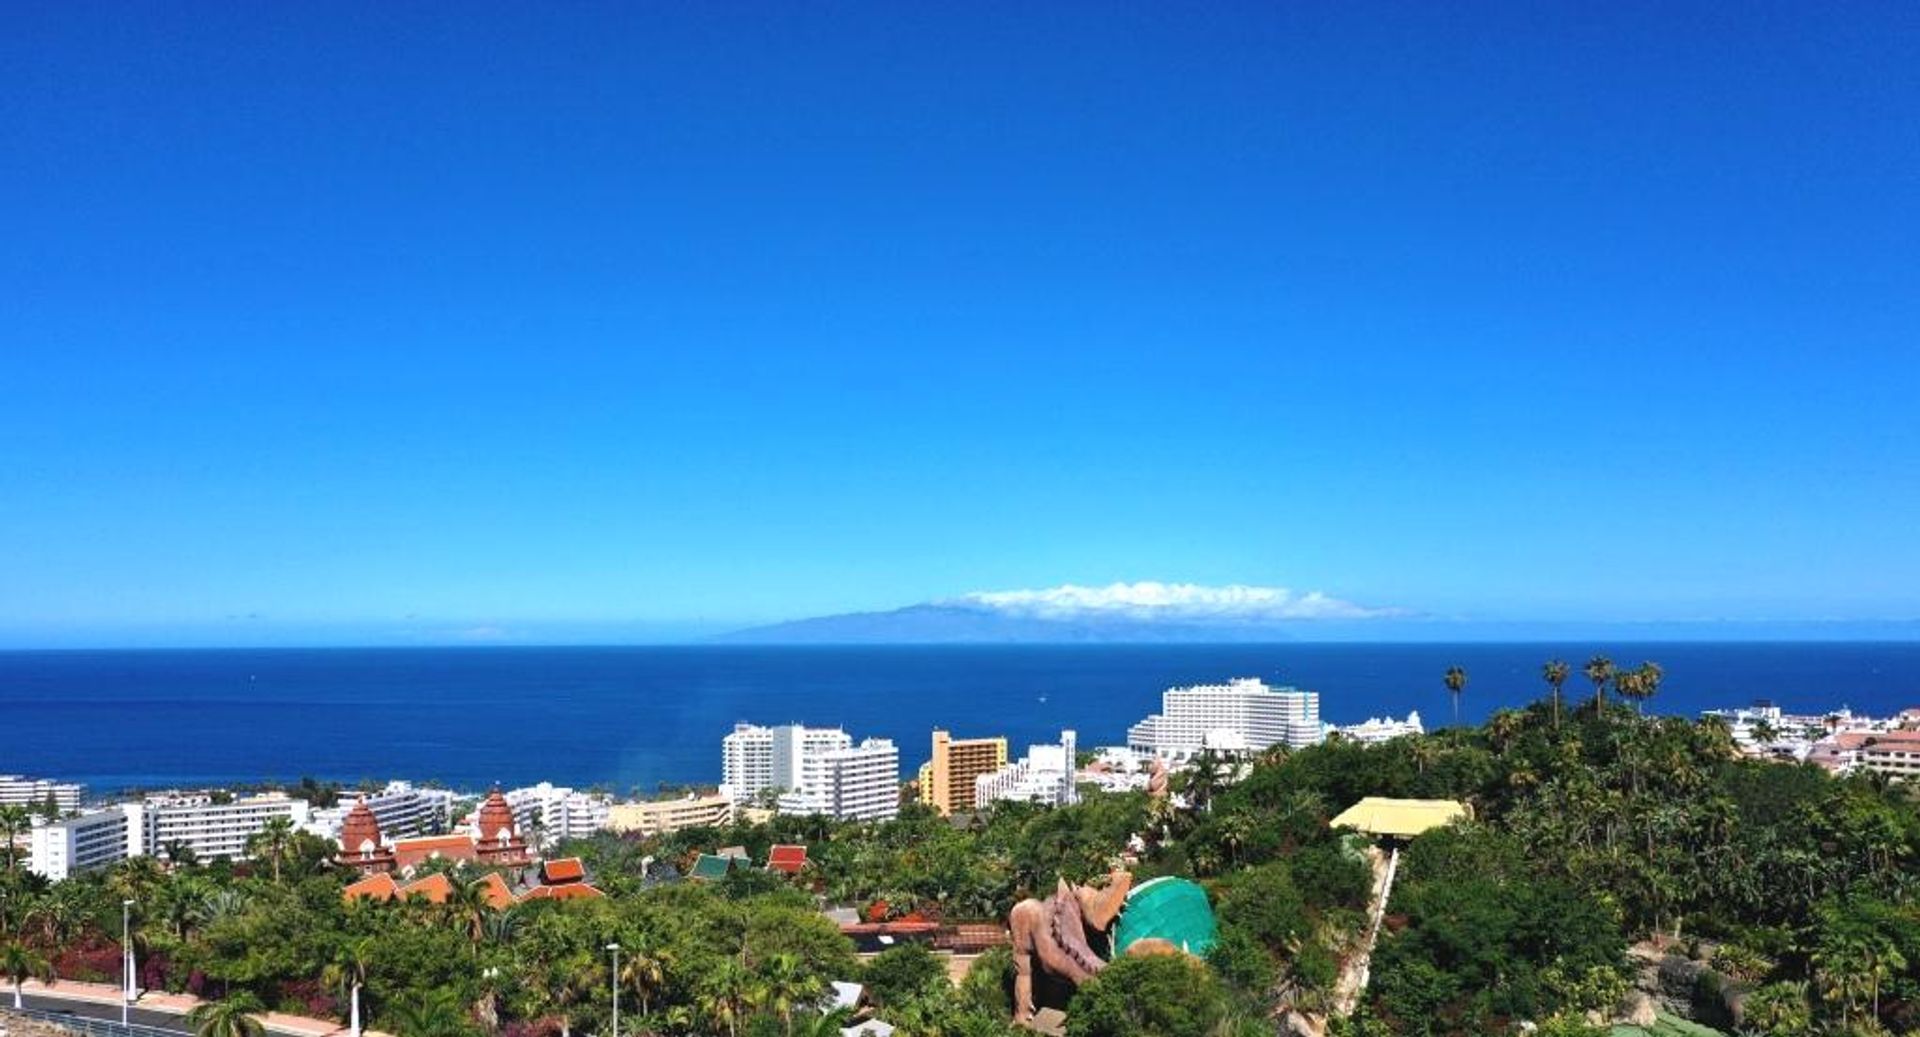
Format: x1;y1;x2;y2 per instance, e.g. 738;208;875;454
350;982;361;1037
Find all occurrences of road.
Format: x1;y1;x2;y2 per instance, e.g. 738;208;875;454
10;991;321;1037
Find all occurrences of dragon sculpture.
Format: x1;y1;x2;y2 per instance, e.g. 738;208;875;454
1007;870;1180;1025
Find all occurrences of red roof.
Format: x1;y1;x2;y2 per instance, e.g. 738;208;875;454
393;834;479;870
474;872;517;910
542;857;587;884
343;873;400;903
767;845;808;874
400;873;454;904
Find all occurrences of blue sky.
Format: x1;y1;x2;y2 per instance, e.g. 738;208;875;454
3;3;1917;645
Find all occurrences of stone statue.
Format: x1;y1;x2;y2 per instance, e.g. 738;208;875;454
1008;871;1183;1026
1146;757;1170;802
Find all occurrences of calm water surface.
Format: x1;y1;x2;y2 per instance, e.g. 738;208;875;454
2;643;1916;794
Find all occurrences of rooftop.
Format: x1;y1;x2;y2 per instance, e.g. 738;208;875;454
1330;797;1470;839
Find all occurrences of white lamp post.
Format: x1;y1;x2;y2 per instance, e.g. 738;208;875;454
121;899;135;1025
605;943;621;1037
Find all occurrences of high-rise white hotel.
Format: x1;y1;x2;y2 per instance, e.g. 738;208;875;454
1127;677;1322;759
721;723;900;822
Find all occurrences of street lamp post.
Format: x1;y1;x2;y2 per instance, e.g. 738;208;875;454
121;899;135;1026
605;943;621;1037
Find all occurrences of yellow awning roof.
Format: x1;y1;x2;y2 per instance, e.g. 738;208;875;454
1329;797;1468;839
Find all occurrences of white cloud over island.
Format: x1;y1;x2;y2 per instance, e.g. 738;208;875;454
948;581;1405;622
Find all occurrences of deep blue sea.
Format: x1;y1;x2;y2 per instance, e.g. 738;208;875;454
2;644;1917;796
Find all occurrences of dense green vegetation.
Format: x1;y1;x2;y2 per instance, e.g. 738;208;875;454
6;660;1920;1035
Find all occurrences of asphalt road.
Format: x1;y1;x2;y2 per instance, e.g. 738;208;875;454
9;993;318;1036
13;993;189;1032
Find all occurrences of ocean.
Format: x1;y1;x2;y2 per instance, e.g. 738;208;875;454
2;643;1917;796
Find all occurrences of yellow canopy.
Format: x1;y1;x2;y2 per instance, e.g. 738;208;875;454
1329;797;1469;839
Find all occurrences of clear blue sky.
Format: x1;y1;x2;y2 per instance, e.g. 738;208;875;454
4;3;1917;645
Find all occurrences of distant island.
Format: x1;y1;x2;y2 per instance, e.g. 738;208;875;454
718;588;1920;645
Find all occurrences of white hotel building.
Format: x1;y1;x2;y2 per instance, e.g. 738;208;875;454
144;792;311;862
722;723;900;822
0;774;86;814
1127;677;1323;760
504;782;612;847
28;804;145;881
309;781;456;843
976;730;1080;809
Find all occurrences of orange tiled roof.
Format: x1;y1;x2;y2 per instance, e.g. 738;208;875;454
520;882;604;902
542;857;587;884
400;873;454;904
474;872;517;910
343;873;401;902
767;845;808;874
393;834;479;870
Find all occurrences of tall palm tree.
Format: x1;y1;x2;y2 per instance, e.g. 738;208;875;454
187;993;268;1037
1634;661;1664;714
1613;668;1645;714
3;940;53;1010
323;936;376;1037
441;878;493;951
0;806;30;875
1584;656;1615;714
698;959;753;1037
245;817;297;884
757;952;824;1037
1541;660;1570;731
1182;750;1225;814
1443;666;1468;728
619;933;670;1019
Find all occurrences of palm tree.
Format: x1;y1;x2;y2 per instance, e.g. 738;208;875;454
157;878;214;943
757;952;824;1037
1633;661;1664;714
385;988;470;1037
1182;750;1225;814
187;993;268;1037
1613;668;1645;715
323;936;375;1037
3;940;53;1010
1443;666;1468;728
1584;655;1615;713
1542;660;1570;731
698;959;753;1037
1750;718;1779;745
441;878;493;950
245;816;297;884
0;806;30;875
163;841;200;869
619;933;670;1019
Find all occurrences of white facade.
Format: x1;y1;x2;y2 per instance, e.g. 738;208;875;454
1334;712;1424;744
0;775;85;813
810;739;901;822
28;804;145;881
308;781;455;841
1127;677;1322;759
722;723;853;802
976;730;1079;809
503;782;611;847
144;793;311;862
